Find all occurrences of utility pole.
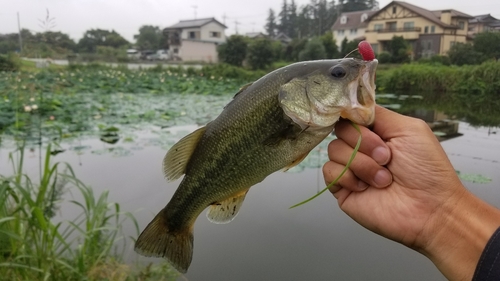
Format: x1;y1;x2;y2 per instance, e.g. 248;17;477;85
191;5;197;19
234;20;240;34
17;12;23;52
222;13;227;25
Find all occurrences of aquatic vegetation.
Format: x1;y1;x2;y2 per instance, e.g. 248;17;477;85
0;143;179;280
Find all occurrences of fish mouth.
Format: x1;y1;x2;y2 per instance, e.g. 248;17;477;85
341;59;378;126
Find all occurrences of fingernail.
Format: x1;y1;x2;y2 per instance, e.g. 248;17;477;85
372;146;389;165
374;169;392;187
357;181;369;190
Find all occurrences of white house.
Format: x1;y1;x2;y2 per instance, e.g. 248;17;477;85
331;9;377;50
163;17;227;62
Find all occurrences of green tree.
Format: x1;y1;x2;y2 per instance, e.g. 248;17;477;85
340;0;379;12
134;25;163;50
278;0;289;35
473;32;500;61
320;31;339;58
265;9;278;37
387;36;410;63
247;38;275;70
284;38;308;61
340;37;358;57
299;37;327;61
217;35;248;66
77;29;129;53
287;0;298;38
448;42;483;65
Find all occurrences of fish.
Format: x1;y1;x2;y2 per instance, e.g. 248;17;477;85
134;58;378;273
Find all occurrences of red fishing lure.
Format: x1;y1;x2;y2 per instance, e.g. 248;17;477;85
358;41;375;61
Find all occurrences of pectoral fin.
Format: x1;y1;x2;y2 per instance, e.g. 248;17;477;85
207;190;249;224
283;152;310;172
163;126;206;181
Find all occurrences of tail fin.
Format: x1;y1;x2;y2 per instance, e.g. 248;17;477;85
134;212;193;273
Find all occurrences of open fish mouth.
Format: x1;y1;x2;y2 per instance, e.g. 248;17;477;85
341;59;378;126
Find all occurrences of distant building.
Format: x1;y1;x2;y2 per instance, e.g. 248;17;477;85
272;32;292;44
331;9;378;50
469;14;500;37
364;1;472;58
163;17;227;63
245;32;267;39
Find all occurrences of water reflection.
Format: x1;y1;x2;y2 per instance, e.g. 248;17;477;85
1;93;499;280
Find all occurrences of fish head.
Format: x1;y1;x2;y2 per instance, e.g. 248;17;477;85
279;58;378;129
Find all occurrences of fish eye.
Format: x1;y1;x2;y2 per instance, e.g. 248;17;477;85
331;66;346;78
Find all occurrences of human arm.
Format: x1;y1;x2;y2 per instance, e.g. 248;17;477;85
323;105;500;280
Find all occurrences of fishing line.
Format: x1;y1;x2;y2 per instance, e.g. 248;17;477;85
290;122;362;208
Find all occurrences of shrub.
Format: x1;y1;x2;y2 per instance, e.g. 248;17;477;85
377;52;392;64
299;38;327;61
0;53;21;72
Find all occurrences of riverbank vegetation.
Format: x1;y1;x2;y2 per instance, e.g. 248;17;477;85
0;143;179;280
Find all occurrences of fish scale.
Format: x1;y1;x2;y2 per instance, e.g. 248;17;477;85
135;58;378;273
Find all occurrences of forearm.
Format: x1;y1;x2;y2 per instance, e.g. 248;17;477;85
420;190;500;280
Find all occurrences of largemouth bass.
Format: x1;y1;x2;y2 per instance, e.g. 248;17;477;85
135;58;378;272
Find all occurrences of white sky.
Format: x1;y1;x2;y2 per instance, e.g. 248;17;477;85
0;0;499;42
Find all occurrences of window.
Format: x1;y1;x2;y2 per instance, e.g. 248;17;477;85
371;44;379;54
189;31;196;39
173;48;178;54
403;22;414;30
392;6;397;14
458;21;465;30
374;24;383;31
338;30;345;35
210;31;221;38
424;26;429;33
361;13;368;22
387;22;397;31
431;26;435;33
350;29;357;35
341;16;347;24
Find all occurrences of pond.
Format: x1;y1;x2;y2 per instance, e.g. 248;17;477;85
1;92;499;281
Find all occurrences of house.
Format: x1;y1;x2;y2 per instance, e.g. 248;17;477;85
245;32;268;39
469;14;500;36
364;1;472;58
331;10;378;50
163;17;227;62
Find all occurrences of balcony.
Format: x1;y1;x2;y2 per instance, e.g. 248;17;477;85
366;27;422;41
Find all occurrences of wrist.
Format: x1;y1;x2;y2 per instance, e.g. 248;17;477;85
419;189;500;280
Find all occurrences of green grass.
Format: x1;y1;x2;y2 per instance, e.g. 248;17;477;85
0;143;179;280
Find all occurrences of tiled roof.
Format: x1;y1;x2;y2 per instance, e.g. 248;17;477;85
332;10;377;30
164;17;227;30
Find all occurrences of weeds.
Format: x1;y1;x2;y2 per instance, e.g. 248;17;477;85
0;143;179;280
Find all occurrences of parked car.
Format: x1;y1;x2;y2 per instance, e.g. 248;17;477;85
126;49;141;60
146;50;169;61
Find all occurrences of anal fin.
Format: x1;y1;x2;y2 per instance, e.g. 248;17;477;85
207;190;249;224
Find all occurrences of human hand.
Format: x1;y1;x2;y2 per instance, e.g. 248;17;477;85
324;105;500;280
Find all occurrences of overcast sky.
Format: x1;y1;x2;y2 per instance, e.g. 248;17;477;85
0;0;499;42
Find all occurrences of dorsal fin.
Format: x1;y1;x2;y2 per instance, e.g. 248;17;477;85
163;126;206;181
207;190;249;224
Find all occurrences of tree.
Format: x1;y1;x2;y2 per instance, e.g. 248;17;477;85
299;37;327;61
217;35;248;66
134;25;163;50
287;0;298;38
278;0;289;35
77;29;129;53
473;32;500;61
387;36;410;63
265;9;278;37
448;43;484;65
339;37;358;57
320;31;339;58
340;0;379;12
247;38;275;70
284;38;308;61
